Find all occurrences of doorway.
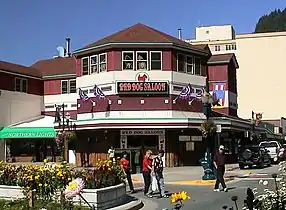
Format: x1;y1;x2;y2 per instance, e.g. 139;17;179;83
127;135;158;173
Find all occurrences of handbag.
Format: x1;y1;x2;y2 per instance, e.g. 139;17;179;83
151;175;158;192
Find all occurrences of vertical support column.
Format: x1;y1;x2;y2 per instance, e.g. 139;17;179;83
120;135;127;149
158;135;166;167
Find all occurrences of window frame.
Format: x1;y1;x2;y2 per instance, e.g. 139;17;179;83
136;51;149;71
99;53;107;72
69;79;77;94
194;57;201;76
14;77;28;93
81;57;89;75
186;55;194;74
14;77;21;92
215;45;221;51
122;51;135;70
61;80;69;94
90;55;98;74
21;78;28;93
176;53;186;73
150;51;162;70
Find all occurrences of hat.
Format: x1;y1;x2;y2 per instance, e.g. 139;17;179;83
219;145;225;150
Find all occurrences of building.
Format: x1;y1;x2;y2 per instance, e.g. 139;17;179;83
187;25;286;121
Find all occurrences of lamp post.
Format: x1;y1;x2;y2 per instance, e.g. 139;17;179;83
201;88;216;180
250;111;256;144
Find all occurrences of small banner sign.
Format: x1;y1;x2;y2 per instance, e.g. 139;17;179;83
117;82;169;95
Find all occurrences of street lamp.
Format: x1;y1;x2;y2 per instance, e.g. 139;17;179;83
200;89;216;180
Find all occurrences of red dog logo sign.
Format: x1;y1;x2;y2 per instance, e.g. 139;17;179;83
136;72;149;82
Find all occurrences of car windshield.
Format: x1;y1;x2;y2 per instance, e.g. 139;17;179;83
260;142;278;148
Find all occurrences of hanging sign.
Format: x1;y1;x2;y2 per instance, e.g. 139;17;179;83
117;82;169;95
120;130;165;136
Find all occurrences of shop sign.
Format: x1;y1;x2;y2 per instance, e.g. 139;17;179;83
117;82;169;95
4;132;55;138
179;136;190;142
120;130;165;136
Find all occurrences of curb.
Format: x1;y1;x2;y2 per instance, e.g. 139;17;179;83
108;199;144;210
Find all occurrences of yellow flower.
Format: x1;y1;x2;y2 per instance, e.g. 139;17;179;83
43;159;48;163
180;191;190;200
68;178;71;181
39;183;42;187
44;183;48;187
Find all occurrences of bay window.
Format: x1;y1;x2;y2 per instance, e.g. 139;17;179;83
150;52;162;70
99;53;107;72
122;52;134;70
136;52;148;70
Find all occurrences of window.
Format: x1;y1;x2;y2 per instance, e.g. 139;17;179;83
82;57;89;75
150;52;162;70
186;56;194;74
99;53;107;72
231;44;236;50
194;57;201;75
122;52;134;70
61;79;76;94
61;80;68;94
136;52;148;70
15;78;21;92
90;55;98;74
69;80;76;93
177;54;185;73
226;44;236;51
14;78;28;93
215;45;221;51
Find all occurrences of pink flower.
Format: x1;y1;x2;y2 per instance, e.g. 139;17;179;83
64;178;85;199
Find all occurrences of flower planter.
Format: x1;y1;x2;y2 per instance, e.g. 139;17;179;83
0;185;24;200
73;183;126;209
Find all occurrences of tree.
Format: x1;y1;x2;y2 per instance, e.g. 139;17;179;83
255;8;286;33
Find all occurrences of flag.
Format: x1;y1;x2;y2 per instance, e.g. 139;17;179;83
174;84;193;101
212;83;226;108
93;84;105;99
79;88;89;101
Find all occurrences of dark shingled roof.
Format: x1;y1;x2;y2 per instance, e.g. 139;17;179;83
208;53;239;68
0;60;42;78
76;23;208;54
31;57;76;78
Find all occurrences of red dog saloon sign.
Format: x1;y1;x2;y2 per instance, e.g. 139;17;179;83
117;81;169;95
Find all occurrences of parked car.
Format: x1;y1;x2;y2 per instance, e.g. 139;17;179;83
259;141;283;163
238;145;271;169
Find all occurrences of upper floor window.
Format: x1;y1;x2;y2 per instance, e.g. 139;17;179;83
186;56;194;74
136;52;148;70
122;51;134;70
226;44;236;51
99;53;107;72
177;54;185;73
214;45;221;51
194;58;201;75
61;79;76;94
15;77;28;93
82;57;89;75
150;52;162;70
90;55;98;74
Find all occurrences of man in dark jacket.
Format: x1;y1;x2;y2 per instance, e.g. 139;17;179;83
213;145;228;192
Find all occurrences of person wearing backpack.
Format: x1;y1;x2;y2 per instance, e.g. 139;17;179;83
152;150;168;198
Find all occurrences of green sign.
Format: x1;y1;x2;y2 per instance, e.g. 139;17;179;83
0;127;56;139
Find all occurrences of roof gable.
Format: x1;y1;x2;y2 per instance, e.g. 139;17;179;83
208;53;239;68
31;57;76;78
0;61;42;78
76;23;207;54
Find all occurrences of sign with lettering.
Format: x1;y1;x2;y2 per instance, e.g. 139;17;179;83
117;82;169;95
120;130;165;136
4;132;55;138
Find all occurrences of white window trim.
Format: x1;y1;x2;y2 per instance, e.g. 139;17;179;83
99;53;107;72
176;53;186;73
194;57;201;75
82;57;89;75
136;51;149;71
186;55;194;75
21;78;28;93
90;55;98;74
69;79;76;93
150;51;162;70
122;51;134;70
14;77;21;92
61;80;68;94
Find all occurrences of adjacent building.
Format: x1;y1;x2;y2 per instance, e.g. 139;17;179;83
187;25;286;121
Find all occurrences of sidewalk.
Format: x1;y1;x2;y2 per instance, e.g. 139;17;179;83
131;164;242;184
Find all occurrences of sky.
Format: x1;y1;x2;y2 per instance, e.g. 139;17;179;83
0;0;285;66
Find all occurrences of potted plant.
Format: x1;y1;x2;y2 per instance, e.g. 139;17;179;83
199;120;216;137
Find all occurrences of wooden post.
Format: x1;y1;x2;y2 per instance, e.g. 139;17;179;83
28;191;34;207
64;137;69;162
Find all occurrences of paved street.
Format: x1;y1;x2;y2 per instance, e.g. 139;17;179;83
129;164;280;210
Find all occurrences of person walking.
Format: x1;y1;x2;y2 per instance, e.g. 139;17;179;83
142;150;153;197
213;145;228;192
120;152;134;193
108;146;115;160
152;150;168;198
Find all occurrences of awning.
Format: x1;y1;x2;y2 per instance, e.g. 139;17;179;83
0;127;56;139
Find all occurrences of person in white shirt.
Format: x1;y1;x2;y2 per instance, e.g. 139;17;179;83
108;146;115;159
